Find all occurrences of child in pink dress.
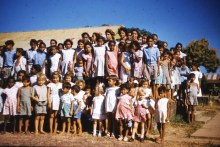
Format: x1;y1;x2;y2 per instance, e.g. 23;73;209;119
2;77;19;134
115;83;133;142
82;42;94;79
105;41;118;77
129;88;148;142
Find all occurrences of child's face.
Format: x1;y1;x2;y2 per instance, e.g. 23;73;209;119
85;44;92;53
142;81;149;88
109;43;115;51
138;93;145;100
65;76;72;83
52;75;59;83
83;35;90;42
147;39;154;47
65;42;72;49
78;42;84;49
94;87;100;96
128;78;134;85
16;51;22;57
39;45;46;52
37;78;45;86
8;79;15;88
108;79;116;87
132;44;138;51
17;73;25;81
171;59;176;66
121;88;128;95
77;82;84;90
62;87;69;94
106;32;113;40
97;39;104;46
142;36;147;43
85;89;91;94
6;44;13;50
51;47;57;55
78;60;83;67
50;41;56;46
132;31;138;40
23;80;30;87
119;30;126;38
30;43;37;49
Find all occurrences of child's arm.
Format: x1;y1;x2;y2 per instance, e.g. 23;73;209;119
131;49;142;62
31;88;39;102
57;56;62;73
47;87;51;109
74;101;82;115
166;100;170;122
41;59;47;73
70;101;73;116
72;52;77;74
17;88;21;113
196;83;199;94
90;103;93;115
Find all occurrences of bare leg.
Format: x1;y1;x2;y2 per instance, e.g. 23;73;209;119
12;116;17;133
119;119;123;136
145;113;151;137
93;120;97;136
77;118;82;136
73;120;76;135
49;112;54;133
161;123;165;143
3;115;9;134
40;115;45;134
54;111;58;134
35;115;40;135
19;117;23;133
61;118;66;134
67;118;70;134
24;116;30;133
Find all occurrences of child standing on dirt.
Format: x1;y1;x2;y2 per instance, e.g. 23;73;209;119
155;86;170;144
115;83;133;142
91;86;105;137
186;73;199;124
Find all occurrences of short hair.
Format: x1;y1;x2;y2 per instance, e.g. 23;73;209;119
175;42;183;48
120;83;130;91
96;36;106;42
7;76;15;83
50;39;57;45
30;39;37;45
108;40;116;46
39;42;46;47
5;40;14;46
158;85;166;94
62;82;71;90
147;36;154;42
130;41;141;50
32;64;42;73
64;39;73;46
16;48;23;53
81;32;90;38
107;75;118;82
78;39;85;45
189;73;195;78
17;70;26;77
37;73;46;80
131;28;141;38
58;43;64;49
76;80;85;86
71;85;80;93
22;75;30;82
118;27;128;36
51;45;58;50
139;79;150;86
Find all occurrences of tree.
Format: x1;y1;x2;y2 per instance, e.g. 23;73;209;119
183;38;220;73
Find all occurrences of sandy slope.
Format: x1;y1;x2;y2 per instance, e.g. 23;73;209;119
0;25;122;49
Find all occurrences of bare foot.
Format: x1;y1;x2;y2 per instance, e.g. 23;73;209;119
155;137;161;144
40;131;46;134
34;131;39;135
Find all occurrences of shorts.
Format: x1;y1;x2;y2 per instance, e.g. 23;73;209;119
60;103;71;117
73;104;82;119
35;101;47;114
145;64;158;81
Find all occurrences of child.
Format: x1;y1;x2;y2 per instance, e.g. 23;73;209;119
93;36;106;84
74;58;84;81
129;88;148;142
33;42;47;73
120;41;131;83
105;41;118;77
17;75;32;134
161;52;171;89
32;73;48;135
26;39;38;74
73;39;85;68
130;41;143;80
14;70;26;88
140;79;155;138
1;77;18;134
71;85;82;136
48;46;61;77
186;73;199;124
63;73;74;87
105;75;120;137
47;72;62;133
0;80;3;114
91;86;105;137
61;39;75;75
60;82;74;134
30;64;42;86
11;48;27;79
115;83;133;142
155;86;170;144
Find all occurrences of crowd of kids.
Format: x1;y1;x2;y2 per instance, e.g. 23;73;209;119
0;27;202;143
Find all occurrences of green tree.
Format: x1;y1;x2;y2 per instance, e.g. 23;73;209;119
183;38;220;73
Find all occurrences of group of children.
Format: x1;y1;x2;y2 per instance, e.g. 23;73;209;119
0;27;202;143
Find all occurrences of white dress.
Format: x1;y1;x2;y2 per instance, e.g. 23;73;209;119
92;95;106;120
61;48;75;75
105;86;120;113
120;52;131;83
77;90;86;109
11;56;27;79
47;82;62;110
155;98;169;123
93;45;106;77
49;53;61;74
190;71;202;96
0;88;3;112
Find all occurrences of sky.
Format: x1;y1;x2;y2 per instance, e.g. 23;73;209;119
0;0;220;73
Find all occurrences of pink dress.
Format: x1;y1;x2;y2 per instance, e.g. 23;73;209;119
75;48;84;60
2;85;19;116
132;50;143;78
133;99;147;122
82;54;93;77
115;94;133;120
106;50;118;77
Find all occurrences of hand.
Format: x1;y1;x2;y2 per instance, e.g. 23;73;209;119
74;111;78;116
48;103;52;109
69;111;73;116
125;68;131;75
17;106;20;113
131;49;136;54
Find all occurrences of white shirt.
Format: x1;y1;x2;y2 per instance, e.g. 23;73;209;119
61;93;74;104
49;53;61;72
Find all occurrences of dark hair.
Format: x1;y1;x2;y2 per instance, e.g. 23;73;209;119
189;73;195;78
16;48;23;53
22;75;30;82
37;40;43;44
152;34;158;38
58;43;64;49
7;76;15;83
118;27;128;36
175;42;183;48
39;42;46;47
120;83;130;91
131;28;141;38
78;39;84;45
50;39;57;45
108;40;116;46
158;85;166;94
30;39;37;45
81;32;90;38
17;70;26;77
71;85;80;93
92;32;101;39
96;36;106;42
105;29;115;40
64;39;73;46
32;64;42;73
50;45;58;50
62;82;72;90
147;36;154;42
130;41;141;50
107;75;118;82
5;40;14;46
